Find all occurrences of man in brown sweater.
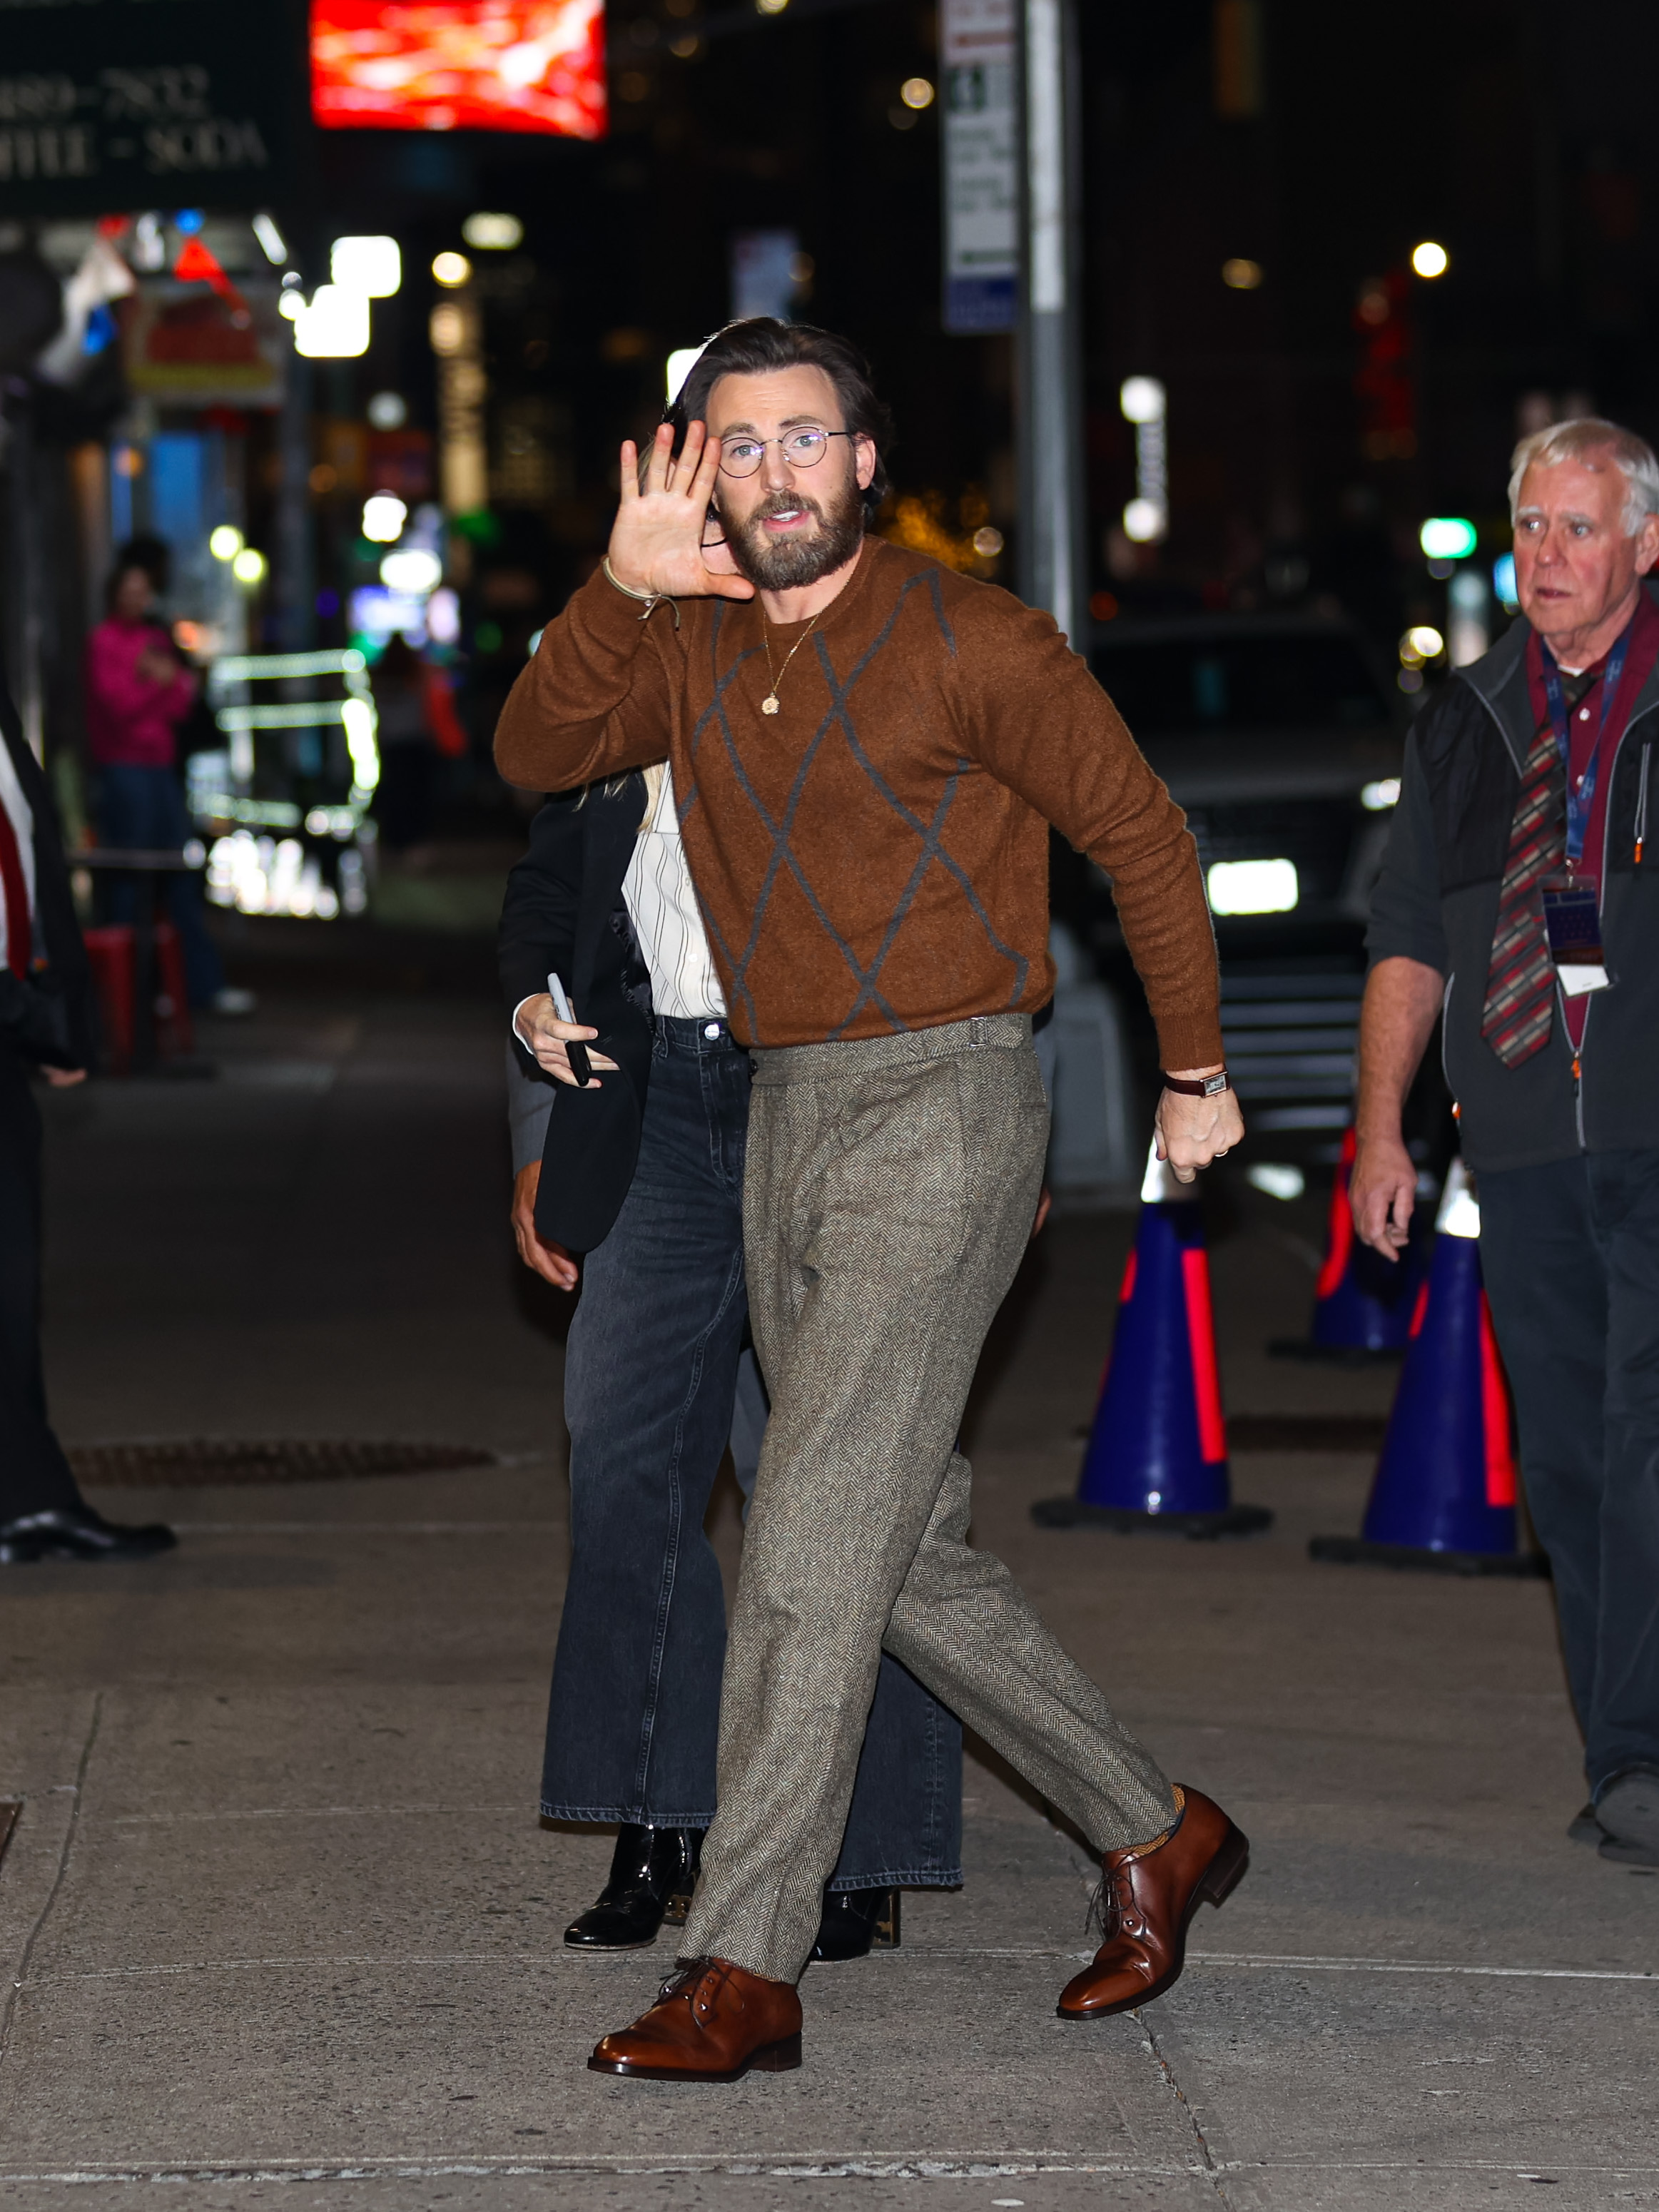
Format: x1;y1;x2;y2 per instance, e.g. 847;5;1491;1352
496;319;1247;2082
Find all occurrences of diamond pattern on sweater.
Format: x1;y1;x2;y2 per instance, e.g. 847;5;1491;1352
679;570;1030;1045
681;625;902;1037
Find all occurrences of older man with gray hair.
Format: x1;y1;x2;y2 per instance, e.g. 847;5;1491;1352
1352;417;1659;1865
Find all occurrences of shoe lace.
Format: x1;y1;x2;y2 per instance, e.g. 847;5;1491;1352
656;1957;722;2009
1085;1797;1182;1941
1085;1857;1137;1943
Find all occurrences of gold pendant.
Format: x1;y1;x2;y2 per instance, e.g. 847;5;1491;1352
761;695;781;715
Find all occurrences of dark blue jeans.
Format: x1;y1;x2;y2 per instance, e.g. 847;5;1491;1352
542;1014;964;1889
97;763;224;1008
1479;1148;1659;1792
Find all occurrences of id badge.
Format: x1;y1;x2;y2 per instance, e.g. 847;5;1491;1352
1541;871;1610;996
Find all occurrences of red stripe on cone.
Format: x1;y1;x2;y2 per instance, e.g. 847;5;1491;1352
1409;1280;1430;1338
1479;1294;1516;1507
1095;1250;1139;1396
1315;1128;1357;1299
1180;1246;1227;1463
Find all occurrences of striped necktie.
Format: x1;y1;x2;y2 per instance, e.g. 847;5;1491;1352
1479;666;1595;1067
0;789;31;980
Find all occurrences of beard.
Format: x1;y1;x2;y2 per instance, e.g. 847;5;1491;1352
722;473;867;592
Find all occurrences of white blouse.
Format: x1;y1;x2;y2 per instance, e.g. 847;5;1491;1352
619;762;726;1021
512;762;726;1044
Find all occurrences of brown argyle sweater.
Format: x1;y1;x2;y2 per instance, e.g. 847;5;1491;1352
495;538;1223;1065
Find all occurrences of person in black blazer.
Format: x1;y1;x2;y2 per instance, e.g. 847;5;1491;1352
0;647;174;1563
501;768;965;1959
500;776;655;1260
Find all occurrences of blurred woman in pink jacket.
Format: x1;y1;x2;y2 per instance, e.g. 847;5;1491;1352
84;556;248;1014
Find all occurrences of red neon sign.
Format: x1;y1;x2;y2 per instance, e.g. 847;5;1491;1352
311;2;607;139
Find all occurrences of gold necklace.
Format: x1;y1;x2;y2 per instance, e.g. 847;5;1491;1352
760;610;821;715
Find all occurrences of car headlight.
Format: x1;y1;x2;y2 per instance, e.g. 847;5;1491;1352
1207;858;1299;915
1361;778;1401;811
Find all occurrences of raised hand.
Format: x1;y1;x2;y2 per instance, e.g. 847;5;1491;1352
699;512;744;581
609;422;754;604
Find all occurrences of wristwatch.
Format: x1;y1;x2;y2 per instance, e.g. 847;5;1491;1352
1161;1070;1230;1098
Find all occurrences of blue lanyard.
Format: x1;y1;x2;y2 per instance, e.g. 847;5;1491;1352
1541;629;1630;867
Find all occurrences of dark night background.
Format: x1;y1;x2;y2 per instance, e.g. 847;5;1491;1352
8;0;1659;841
278;0;1659;664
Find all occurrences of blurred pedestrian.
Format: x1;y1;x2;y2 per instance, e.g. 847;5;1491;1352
497;318;1243;2082
1355;417;1659;1867
83;553;251;1016
0;643;175;1564
501;750;965;1962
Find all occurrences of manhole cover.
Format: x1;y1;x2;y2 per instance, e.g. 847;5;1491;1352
67;1439;497;1487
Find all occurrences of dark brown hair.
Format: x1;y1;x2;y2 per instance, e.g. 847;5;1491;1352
664;318;893;517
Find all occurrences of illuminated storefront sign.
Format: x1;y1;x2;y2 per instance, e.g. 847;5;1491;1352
0;0;304;214
310;2;607;139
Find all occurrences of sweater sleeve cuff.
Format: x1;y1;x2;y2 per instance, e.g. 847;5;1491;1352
1152;1015;1227;1077
567;563;670;659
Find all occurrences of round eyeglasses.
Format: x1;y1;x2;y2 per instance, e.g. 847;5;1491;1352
716;427;856;479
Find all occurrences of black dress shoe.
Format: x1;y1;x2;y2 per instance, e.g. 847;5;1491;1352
564;1824;704;1949
810;1885;901;1962
0;1507;177;1565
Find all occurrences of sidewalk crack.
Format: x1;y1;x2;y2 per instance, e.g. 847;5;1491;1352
0;1691;103;2071
1140;2011;1237;2209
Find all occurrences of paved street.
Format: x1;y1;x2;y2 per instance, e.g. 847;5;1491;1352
1;979;1655;2210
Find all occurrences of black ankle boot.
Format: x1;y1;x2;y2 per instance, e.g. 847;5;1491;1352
810;1884;901;1962
564;1825;704;1950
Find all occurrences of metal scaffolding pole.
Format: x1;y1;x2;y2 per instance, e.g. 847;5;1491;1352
1015;0;1087;641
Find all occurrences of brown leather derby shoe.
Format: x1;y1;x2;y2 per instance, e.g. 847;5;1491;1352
1057;1787;1248;2021
588;1956;803;2082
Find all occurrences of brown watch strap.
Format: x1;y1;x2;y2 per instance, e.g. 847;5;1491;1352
1161;1070;1230;1097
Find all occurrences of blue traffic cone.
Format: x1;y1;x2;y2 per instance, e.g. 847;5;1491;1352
1273;1127;1426;1360
1033;1145;1272;1538
1310;1160;1545;1576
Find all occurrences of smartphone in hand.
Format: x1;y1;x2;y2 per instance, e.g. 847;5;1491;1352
547;972;594;1087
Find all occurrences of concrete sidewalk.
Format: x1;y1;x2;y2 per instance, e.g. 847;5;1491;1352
1;991;1655;2211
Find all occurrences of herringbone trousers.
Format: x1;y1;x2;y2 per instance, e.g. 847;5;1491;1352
680;1015;1180;1983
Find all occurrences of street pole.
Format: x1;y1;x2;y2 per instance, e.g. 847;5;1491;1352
1015;0;1087;641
